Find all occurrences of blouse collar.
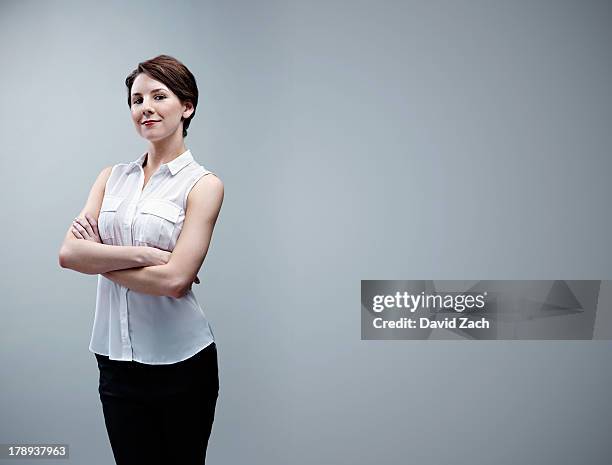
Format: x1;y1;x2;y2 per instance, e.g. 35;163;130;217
131;149;194;176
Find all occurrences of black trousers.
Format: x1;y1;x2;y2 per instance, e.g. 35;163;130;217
95;342;219;465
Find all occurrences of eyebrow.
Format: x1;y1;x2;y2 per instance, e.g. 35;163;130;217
131;88;168;97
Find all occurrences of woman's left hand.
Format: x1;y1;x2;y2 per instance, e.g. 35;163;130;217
72;214;102;243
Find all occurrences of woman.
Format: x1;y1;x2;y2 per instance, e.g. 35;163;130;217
58;54;224;464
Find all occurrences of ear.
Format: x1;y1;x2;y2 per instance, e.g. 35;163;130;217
183;100;195;120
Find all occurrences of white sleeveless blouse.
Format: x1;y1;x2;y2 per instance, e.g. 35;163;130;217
89;149;216;364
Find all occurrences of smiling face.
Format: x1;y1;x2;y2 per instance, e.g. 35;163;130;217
130;73;194;141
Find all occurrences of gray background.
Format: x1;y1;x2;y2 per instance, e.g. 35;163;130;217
1;0;611;464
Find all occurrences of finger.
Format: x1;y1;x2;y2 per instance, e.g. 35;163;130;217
72;221;89;238
71;225;85;239
85;213;100;238
73;218;89;237
75;216;94;238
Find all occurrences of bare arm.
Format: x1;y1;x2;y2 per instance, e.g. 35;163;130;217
60;241;151;275
58;166;158;274
101;265;178;297
102;173;224;298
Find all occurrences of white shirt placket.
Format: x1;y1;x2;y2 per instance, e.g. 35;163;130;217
118;165;157;360
119;288;131;359
118;168;148;361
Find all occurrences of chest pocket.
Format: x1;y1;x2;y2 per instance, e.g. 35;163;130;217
98;196;124;245
133;199;182;251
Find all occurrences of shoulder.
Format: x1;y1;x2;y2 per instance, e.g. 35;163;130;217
186;172;224;216
188;172;223;202
97;161;135;184
99;165;114;180
90;165;114;193
194;172;223;193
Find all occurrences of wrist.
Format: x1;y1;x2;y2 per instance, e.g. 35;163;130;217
136;246;151;267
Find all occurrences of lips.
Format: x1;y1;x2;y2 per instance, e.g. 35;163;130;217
143;120;160;126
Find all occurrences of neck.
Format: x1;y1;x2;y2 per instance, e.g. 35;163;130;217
144;130;187;169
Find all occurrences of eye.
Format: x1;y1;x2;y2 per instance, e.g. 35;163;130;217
131;95;166;105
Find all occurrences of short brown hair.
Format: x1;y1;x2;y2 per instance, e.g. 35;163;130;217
125;54;199;138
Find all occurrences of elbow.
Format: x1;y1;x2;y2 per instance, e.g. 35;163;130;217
58;244;95;274
169;278;191;299
58;246;72;269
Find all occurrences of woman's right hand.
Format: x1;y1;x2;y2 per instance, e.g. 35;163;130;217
146;246;172;266
145;247;200;284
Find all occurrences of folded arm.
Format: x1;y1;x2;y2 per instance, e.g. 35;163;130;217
59;167;223;299
60;239;151;274
104;173;224;298
62;223;177;296
58;166;151;274
102;265;179;297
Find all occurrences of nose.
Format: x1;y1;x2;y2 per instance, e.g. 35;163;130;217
141;96;156;116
